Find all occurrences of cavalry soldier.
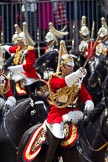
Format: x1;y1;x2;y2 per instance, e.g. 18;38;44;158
79;16;90;55
44;22;68;53
1;22;40;98
44;40;94;162
79;16;97;59
0;57;16;123
95;17;108;57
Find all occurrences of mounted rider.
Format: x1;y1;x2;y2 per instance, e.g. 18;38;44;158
44;22;68;54
1;22;40;98
43;40;94;162
95;17;108;57
79;16;90;55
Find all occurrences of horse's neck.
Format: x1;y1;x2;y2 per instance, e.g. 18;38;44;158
5;98;31;123
85;108;106;147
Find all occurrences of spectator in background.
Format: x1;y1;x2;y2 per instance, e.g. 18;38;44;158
39;0;54;40
53;0;67;28
21;0;37;38
39;0;68;41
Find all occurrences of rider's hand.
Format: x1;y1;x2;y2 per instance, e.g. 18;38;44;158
84;100;94;114
75;67;87;78
62;111;83;124
8;65;24;72
5;96;16;109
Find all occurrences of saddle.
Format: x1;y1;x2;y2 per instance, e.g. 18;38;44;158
23;122;79;162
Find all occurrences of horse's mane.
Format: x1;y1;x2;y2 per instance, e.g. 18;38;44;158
84;104;105;125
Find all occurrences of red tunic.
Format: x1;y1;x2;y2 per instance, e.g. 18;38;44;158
9;46;40;79
47;75;92;124
85;41;99;59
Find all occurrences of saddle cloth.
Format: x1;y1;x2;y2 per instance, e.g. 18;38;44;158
23;123;79;162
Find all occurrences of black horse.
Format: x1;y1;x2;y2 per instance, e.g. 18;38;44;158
35;50;58;80
16;74;108;162
88;55;108;106
0;94;49;162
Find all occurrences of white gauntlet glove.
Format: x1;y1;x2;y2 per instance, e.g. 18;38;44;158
8;65;24;72
5;96;16;109
65;67;87;87
84;100;94;114
76;67;87;78
1;45;11;53
62;110;83;124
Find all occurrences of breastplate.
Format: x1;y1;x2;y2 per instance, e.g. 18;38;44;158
56;82;81;104
13;47;27;65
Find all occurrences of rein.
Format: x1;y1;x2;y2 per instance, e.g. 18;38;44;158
83;121;108;152
2;105;24;150
83;114;108;152
76;110;108;162
4;107;21;120
3;115;19;150
2;100;32;150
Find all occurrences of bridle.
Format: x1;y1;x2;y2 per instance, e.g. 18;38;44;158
83;109;108;152
77;108;108;162
2;98;36;150
2;98;48;151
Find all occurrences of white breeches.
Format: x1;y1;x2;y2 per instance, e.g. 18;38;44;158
45;121;64;139
7;71;36;85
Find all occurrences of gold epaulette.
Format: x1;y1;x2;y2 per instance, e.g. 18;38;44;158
27;45;34;50
50;72;61;78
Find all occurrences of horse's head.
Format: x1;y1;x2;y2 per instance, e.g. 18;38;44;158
24;95;49;126
89;57;107;87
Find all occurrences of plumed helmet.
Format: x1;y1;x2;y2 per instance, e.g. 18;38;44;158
17;31;27;45
45;31;54;42
56;40;74;72
45;22;68;45
60;54;74;67
98;17;108;38
12;33;19;44
79;16;90;37
12;24;21;44
17;22;35;46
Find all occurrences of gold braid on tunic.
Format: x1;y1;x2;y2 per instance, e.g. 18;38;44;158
48;73;81;108
13;46;27;65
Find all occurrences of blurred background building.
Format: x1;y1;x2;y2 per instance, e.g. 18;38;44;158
0;0;107;54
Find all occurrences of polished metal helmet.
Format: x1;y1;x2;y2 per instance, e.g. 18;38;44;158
12;24;21;44
17;32;27;45
60;54;74;67
56;40;74;72
45;31;54;42
79;16;90;37
98;17;108;38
